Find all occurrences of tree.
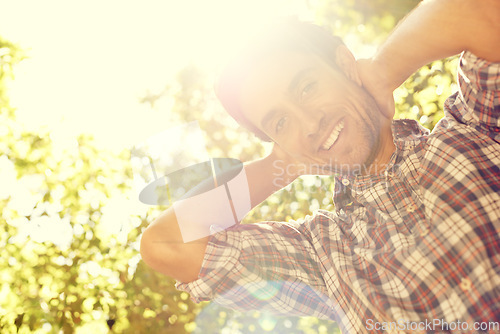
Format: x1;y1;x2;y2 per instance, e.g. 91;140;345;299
0;39;201;334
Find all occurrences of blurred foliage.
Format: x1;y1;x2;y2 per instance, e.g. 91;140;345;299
0;37;25;118
316;0;420;44
1;41;200;333
1;0;459;333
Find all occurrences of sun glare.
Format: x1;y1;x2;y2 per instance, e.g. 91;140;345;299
0;0;312;261
1;0;312;152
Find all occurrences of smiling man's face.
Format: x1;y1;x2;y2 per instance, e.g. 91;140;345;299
238;47;394;174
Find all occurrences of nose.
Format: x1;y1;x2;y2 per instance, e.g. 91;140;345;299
299;109;324;138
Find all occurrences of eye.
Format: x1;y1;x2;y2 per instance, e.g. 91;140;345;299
275;116;288;133
301;81;317;100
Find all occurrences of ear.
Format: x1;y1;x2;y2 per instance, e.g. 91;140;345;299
335;45;362;86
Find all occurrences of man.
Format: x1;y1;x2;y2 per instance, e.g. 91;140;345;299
141;0;500;332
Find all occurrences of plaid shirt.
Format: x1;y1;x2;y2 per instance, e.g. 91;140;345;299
176;52;500;333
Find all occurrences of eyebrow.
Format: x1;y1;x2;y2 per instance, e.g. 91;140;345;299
260;67;314;131
288;67;314;95
260;109;278;131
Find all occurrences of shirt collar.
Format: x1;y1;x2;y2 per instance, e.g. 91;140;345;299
333;119;429;209
391;119;430;150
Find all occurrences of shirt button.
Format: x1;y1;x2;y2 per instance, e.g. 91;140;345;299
460;277;472;291
341;179;350;186
406;204;417;213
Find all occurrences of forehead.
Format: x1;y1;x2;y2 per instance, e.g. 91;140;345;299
238;52;320;127
238;51;337;133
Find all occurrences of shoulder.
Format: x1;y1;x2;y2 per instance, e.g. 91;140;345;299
442;51;500;142
459;51;500;92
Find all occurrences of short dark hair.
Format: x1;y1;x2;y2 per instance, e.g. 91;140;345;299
215;19;344;142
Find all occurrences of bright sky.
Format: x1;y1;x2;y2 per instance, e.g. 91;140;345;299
0;0;312;152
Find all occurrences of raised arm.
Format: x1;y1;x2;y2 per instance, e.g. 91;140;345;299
140;147;299;282
359;0;500;114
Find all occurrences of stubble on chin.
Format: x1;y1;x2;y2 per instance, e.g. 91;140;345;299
341;127;381;176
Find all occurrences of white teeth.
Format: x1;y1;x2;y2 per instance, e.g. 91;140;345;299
321;120;344;150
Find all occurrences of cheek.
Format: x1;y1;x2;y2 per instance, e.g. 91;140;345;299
280;138;302;156
277;138;310;161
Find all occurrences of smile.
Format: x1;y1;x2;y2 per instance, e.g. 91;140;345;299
321;119;345;151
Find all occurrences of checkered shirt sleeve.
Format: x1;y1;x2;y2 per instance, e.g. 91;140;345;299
175;219;341;321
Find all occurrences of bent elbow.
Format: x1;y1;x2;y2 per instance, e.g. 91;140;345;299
139;213;208;282
139;227;154;267
140;224;176;275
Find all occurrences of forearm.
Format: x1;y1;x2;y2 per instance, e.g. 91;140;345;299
245;151;298;207
147;152;294;245
140;152;296;282
374;0;500;91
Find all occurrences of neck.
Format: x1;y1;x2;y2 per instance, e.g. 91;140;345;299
364;121;395;175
